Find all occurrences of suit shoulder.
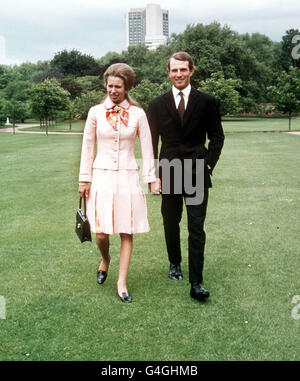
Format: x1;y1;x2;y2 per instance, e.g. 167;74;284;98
149;91;169;106
130;104;143;112
89;103;103;113
192;88;215;102
130;104;146;118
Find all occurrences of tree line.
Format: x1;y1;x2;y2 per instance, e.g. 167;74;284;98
0;22;300;130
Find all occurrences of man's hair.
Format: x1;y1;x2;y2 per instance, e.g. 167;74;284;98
168;52;195;71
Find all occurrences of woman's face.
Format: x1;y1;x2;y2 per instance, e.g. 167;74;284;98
106;76;126;104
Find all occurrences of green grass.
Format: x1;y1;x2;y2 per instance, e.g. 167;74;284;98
0;126;299;361
19;120;85;133
16;116;300;134
222;117;300;133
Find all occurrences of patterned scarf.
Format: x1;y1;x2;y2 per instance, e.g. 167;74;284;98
105;105;129;130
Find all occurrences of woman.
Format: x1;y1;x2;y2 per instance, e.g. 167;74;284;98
78;63;156;303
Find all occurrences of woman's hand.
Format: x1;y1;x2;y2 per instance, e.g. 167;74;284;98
78;182;90;198
149;178;161;195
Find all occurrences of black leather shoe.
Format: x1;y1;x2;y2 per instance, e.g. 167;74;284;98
169;263;183;280
118;292;132;303
190;282;210;301
97;270;107;284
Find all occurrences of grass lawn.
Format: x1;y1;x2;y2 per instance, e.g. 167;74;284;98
16;116;300;134
222;117;300;133
17;120;86;133
0;126;299;361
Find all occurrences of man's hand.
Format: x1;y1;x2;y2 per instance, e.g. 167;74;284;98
78;182;90;198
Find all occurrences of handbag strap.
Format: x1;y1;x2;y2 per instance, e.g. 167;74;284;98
79;194;87;217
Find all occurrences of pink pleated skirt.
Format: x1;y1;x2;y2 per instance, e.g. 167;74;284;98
86;169;150;235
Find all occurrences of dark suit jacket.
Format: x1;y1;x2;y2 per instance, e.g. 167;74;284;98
147;88;225;189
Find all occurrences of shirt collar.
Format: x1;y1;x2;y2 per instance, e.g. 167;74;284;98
172;84;191;99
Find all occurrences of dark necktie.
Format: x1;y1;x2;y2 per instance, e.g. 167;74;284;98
178;91;185;123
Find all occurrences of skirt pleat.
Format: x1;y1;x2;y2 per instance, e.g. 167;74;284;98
86;169;149;234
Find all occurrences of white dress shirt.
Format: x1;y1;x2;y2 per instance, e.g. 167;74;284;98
172;84;191;110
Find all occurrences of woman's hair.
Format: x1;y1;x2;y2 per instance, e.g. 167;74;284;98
167;51;195;72
103;63;139;106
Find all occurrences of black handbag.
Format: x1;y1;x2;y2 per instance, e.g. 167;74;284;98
75;195;92;243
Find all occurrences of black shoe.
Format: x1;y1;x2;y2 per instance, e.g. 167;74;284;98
118;292;132;303
97;270;107;284
190;282;210;301
169;263;183;280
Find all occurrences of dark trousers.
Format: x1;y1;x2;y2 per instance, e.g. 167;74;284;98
161;188;209;284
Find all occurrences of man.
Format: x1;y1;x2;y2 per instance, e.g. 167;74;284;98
147;52;224;302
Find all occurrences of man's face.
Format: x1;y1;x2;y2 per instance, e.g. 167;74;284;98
168;58;194;90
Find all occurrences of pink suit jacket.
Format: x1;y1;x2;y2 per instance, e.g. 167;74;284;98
79;97;156;184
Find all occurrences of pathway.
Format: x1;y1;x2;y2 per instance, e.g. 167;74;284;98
0;123;82;135
1;123;299;136
286;131;300;135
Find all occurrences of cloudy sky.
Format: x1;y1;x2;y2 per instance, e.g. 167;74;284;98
0;0;300;65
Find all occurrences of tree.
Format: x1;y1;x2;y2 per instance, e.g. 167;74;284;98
30;61;53;83
11;62;38;82
168;22;272;112
4;100;28;132
97;51;125;66
198;72;242;116
50;49;100;78
73;90;104;119
59;76;84;100
241;33;279;66
240;32;280;84
29;79;71;134
68;101;76;131
0;65;13;89
276;29;300;71
269;67;300;130
4;80;33;102
121;45;151;84
0;97;6;123
75;76;103;93
239;80;264;114
129;80;170;110
121;45;171;84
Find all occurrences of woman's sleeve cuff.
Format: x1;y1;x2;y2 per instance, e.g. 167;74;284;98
142;174;157;183
79;174;92;182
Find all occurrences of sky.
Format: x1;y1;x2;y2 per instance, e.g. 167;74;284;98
0;0;300;65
